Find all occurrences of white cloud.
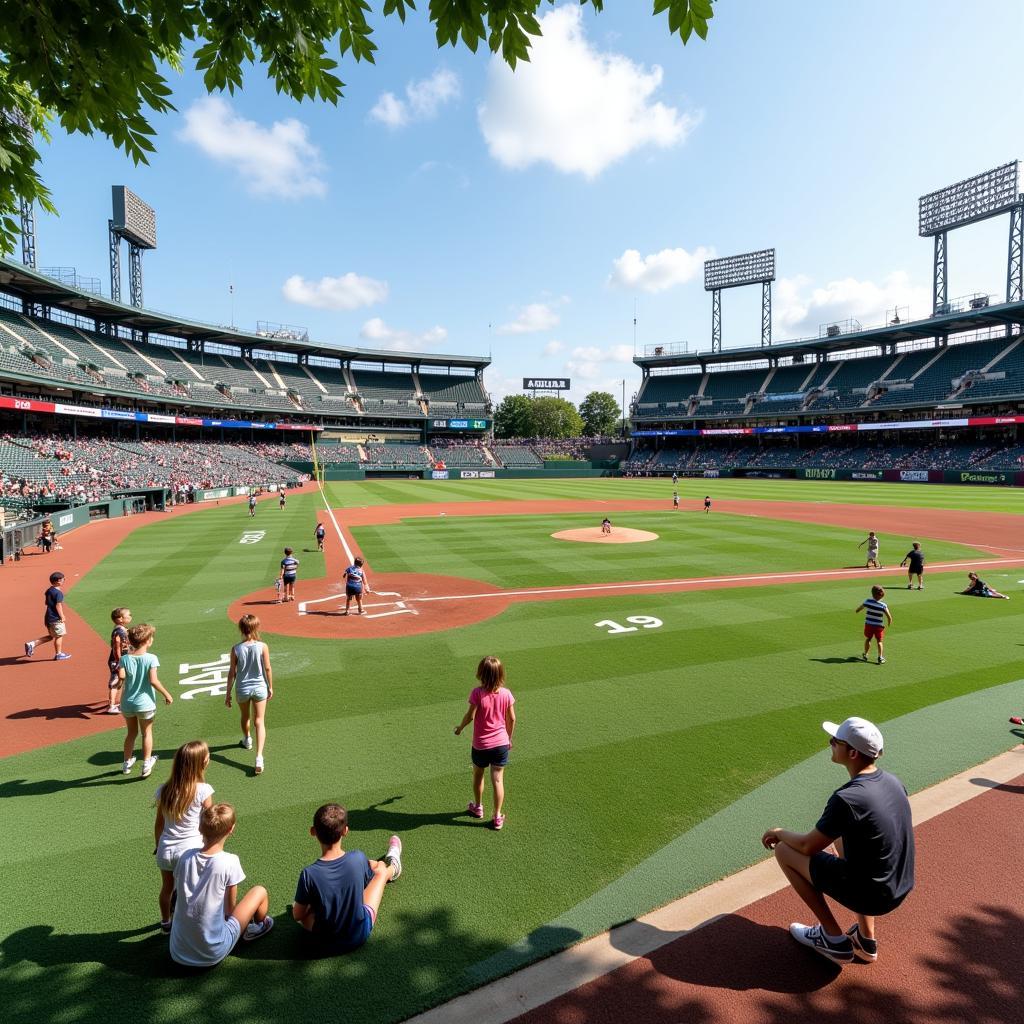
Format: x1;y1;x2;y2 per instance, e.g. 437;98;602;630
282;273;388;311
178;97;326;199
565;343;635;381
774;271;930;338
478;5;699;178
609;246;713;293
359;318;448;351
543;340;564;356
496;302;561;335
371;69;460;128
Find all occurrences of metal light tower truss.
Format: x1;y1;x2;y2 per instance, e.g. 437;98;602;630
919;161;1022;314
3;108;37;267
108;185;157;308
704;248;776;351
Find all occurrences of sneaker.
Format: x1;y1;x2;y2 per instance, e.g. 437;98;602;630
122;756;137;775
160;920;173;935
878;657;886;664
254;756;264;775
918;585;923;590
54;652;72;661
141;755;158;779
906;584;912;589
383;835;403;881
493;814;505;831
243;916;274;942
846;923;878;963
788;923;854;964
24;641;34;658
241;736;253;750
466;802;484;819
1010;716;1023;726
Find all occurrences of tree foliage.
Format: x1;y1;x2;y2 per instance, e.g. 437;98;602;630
578;390;620;436
0;1;714;253
530;396;583;438
493;393;536;438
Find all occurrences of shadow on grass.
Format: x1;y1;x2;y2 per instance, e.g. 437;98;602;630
0;748;179;797
208;743;257;777
808;657;865;665
350;795;480;831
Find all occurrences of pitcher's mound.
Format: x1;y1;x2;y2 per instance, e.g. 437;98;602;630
552;527;659;544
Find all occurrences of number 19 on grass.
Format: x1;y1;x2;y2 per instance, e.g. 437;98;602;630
595;616;663;635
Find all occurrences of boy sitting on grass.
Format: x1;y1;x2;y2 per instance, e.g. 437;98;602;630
170;803;273;967
292;803;403;953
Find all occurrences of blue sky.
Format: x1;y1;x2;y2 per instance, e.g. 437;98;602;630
33;1;1024;408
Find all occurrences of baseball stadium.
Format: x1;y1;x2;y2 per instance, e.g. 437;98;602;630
3;10;1024;1024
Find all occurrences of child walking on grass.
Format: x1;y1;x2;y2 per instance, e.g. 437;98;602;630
454;656;516;831
155;740;214;932
856;585;893;665
105;607;131;715
225;614;273;775
119;623;173;778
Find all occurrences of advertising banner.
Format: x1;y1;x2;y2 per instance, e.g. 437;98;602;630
431;470;449;480
948;470;1011;485
459;470;479;479
801;467;838;479
851;470;883;480
55;402;102;418
899;470;930;482
0;395;55;413
479;470;495;478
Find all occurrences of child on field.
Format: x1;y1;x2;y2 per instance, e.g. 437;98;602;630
119;623;173;778
106;607;132;715
601;517;612;535
169;803;273;966
454;656;517;830
155;740;214;932
291;803;403;953
856;585;893;665
24;571;72;661
279;547;299;603
342;557;370;615
225;614;274;775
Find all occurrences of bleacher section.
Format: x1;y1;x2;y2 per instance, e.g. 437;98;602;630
418;372;487;408
363;443;431;468
492;445;543;468
432;446;488;467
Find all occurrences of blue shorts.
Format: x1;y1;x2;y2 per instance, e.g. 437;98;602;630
810;851;906;917
283;575;297;585
472;745;510;768
346;586;362;598
236;680;268;702
307;904;375;955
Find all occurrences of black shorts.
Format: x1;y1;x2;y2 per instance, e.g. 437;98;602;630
283;575;297;585
471;745;510;768
810;851;907;916
346;586;362;598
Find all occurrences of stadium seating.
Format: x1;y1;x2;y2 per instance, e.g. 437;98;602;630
492;445;543;468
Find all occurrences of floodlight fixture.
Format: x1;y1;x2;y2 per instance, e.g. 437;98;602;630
111;186;157;250
704;248;776;291
918;161;1021;237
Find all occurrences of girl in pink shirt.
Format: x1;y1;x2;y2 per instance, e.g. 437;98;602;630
454;656;516;831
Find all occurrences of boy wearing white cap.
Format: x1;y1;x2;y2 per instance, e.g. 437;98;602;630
761;716;914;965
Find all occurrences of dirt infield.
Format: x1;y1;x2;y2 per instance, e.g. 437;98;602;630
3;493;1022;754
552;527;659;544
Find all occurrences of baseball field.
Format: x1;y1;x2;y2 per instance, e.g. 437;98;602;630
1;477;1021;1023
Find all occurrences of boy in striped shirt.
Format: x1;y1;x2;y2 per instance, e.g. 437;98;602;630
856;586;893;664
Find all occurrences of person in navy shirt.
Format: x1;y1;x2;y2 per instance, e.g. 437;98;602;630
24;571;72;661
278;547;299;603
292;803;402;953
248;494;257;518
314;523;326;552
342;557;370;616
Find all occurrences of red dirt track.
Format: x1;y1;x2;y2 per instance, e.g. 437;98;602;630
2;493;1022;753
511;771;1024;1024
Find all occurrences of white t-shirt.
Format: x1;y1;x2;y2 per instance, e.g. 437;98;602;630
170;849;245;967
155;782;214;869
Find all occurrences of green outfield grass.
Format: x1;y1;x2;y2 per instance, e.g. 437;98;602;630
1;480;1022;1024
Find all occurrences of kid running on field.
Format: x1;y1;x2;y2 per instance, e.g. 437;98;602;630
858;531;881;569
279;547;299;603
601;517;612;535
454;655;517;830
169;803;273;966
155;740;214;932
119;623;173;778
315;523;326;552
342;557;370;615
672;491;680;510
225;614;273;775
279;490;287;510
248;493;257;517
24;571;72;661
105;607;132;714
704;495;712;514
856;585;893;664
291;803;403;953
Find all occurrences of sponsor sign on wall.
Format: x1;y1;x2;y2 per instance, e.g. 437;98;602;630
899;470;930;482
523;378;570;390
460;470;479;479
431;470;449;480
804;467;837;479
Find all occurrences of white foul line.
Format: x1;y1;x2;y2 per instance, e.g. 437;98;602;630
316;478;355;564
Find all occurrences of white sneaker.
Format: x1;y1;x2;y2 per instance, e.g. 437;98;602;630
243;916;275;942
241;736;253;750
254;756;264;775
384;835;403;881
24;641;34;658
107;705;120;715
122;756;137;775
141;755;158;778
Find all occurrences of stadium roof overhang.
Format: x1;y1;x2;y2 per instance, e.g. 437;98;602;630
0;258;490;370
633;298;1024;370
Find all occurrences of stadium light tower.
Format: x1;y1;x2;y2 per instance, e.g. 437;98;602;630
109;186;157;306
918;161;1023;317
703;248;776;352
2;108;37;268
